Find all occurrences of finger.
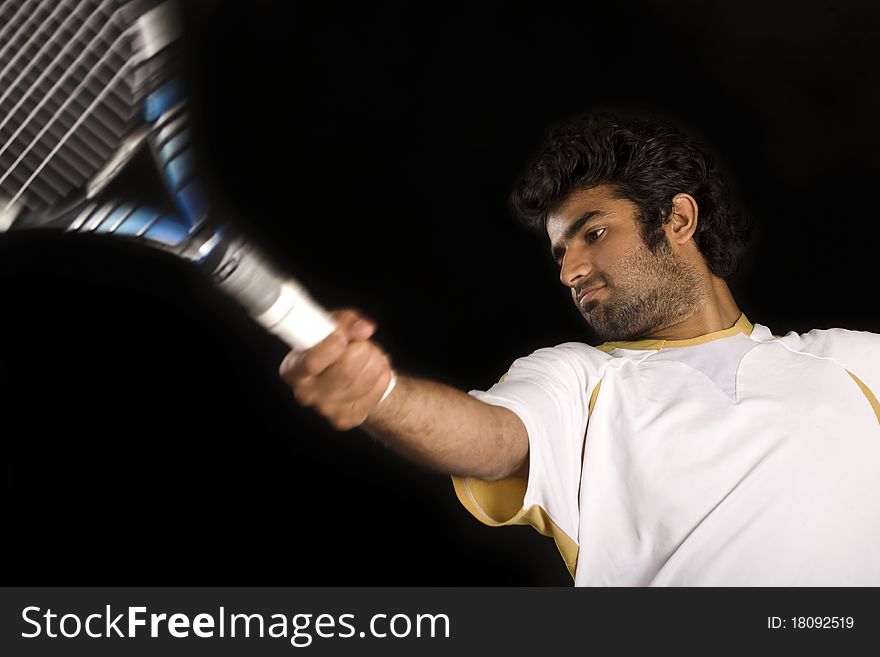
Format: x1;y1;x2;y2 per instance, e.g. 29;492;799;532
293;332;349;378
331;308;377;342
321;341;376;397
345;346;390;399
331;308;363;325
293;341;381;410
292;378;320;407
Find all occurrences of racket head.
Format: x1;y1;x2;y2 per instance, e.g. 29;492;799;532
0;0;184;213
0;0;235;271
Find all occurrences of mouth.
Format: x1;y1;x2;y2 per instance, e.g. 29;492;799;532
576;285;605;310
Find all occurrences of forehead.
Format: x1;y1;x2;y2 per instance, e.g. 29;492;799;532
546;185;636;244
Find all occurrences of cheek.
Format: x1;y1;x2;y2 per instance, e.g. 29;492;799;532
605;242;644;278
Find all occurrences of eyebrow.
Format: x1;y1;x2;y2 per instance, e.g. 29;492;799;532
550;210;609;262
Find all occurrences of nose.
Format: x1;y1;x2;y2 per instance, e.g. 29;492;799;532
559;245;591;288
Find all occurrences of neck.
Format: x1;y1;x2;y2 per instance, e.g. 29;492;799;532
646;276;741;341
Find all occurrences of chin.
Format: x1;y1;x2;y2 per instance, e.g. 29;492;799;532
586;308;642;342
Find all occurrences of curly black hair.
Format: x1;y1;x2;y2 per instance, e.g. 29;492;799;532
510;114;753;279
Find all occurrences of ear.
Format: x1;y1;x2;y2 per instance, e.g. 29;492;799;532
665;193;699;246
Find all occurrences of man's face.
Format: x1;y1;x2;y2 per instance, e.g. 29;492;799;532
546;185;704;341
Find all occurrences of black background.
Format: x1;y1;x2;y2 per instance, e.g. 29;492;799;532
2;0;879;585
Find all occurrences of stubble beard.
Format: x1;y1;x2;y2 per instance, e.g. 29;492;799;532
580;242;705;342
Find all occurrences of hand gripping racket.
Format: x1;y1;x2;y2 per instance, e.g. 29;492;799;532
0;0;396;400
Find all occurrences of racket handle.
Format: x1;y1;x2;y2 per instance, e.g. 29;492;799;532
211;239;396;403
257;278;337;351
258;280;397;403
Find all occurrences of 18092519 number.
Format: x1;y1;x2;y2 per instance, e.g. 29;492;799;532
768;617;855;629
792;617;854;629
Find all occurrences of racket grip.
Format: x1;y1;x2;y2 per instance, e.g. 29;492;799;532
257;278;337;351
258;281;397;403
210;240;396;403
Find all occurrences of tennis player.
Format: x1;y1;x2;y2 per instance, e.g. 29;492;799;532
279;114;880;585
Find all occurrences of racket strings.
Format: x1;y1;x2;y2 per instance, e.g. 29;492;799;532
0;0;121;146
0;0;41;63
0;0;73;96
0;0;133;153
0;18;133;162
0;0;145;214
0;0;116;119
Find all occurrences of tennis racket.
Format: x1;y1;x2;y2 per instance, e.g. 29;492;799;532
0;0;396;399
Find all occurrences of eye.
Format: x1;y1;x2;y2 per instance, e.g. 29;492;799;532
586;227;606;243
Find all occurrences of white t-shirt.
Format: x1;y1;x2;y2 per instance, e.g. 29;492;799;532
452;314;880;585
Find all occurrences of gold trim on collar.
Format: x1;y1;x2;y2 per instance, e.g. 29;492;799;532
596;313;754;352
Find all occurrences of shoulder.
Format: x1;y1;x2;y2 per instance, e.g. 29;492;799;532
509;341;612;370
497;342;611;388
766;326;880;392
773;326;880;356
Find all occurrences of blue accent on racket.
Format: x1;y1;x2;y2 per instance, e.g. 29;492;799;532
159;130;191;162
113;209;162;237
94;203;135;233
176;182;207;226
165;151;194;192
145;216;190;246
145;82;185;123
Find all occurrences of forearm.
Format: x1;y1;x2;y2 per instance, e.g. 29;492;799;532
363;373;528;482
279;311;527;481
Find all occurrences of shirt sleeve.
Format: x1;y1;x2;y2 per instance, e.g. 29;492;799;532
451;343;606;578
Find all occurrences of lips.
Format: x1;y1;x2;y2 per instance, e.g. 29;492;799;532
576;285;605;308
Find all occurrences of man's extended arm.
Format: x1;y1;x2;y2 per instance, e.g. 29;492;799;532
278;310;528;482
